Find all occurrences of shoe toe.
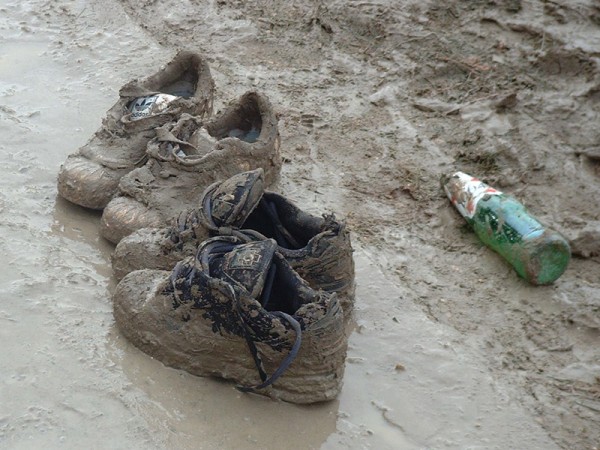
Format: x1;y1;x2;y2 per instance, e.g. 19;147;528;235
57;155;122;210
112;228;177;281
100;196;163;244
113;269;169;348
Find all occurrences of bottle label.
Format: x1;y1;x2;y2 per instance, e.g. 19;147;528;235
444;172;502;219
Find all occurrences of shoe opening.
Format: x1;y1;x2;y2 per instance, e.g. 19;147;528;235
241;193;327;250
260;254;316;314
152;54;202;99
161;66;197;98
206;95;263;143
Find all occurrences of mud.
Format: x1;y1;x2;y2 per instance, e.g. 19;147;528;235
1;0;599;449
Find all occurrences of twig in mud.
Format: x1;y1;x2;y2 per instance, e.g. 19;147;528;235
544;0;588;21
307;3;333;34
457;84;482;104
541;31;546;52
257;17;302;28
388;31;439;44
438;55;491;73
371;401;406;432
481;16;506;29
574;400;600;413
76;5;87;19
419;91;515;116
353;0;378;5
545;343;574;352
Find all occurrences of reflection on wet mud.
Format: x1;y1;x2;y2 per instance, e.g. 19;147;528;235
108;328;339;449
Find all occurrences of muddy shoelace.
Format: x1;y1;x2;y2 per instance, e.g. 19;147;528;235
169;239;302;392
200;184;301;249
169;179;304;251
259;198;301;249
168;181;253;245
168;209;201;244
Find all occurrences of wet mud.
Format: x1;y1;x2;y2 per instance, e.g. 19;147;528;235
1;0;599;449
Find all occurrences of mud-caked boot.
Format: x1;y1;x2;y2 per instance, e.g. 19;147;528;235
57;50;214;210
113;236;348;404
111;169;355;314
100;91;281;243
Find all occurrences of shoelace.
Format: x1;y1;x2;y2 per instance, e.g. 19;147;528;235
260;199;301;249
154;118;202;163
167;182;251;244
201;184;301;249
169;179;306;253
168;209;201;244
169;239;302;393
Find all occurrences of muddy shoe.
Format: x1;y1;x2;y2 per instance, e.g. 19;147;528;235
111;168;265;280
113;236;348;404
100;90;281;243
111;169;355;311
57;50;214;210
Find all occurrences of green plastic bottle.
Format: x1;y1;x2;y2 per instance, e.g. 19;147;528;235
443;171;571;285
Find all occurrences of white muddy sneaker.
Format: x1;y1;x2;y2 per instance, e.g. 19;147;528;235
99;90;281;244
57;50;214;210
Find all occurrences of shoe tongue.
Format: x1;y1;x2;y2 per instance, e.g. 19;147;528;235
210;169;265;228
188;128;217;156
218;239;277;298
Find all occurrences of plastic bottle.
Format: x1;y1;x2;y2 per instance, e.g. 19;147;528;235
443;171;571;285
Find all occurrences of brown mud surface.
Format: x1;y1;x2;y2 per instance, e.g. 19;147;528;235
1;0;599;448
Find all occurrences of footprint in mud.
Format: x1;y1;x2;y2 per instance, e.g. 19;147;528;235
300;113;328;131
300;113;317;129
534;47;597;78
